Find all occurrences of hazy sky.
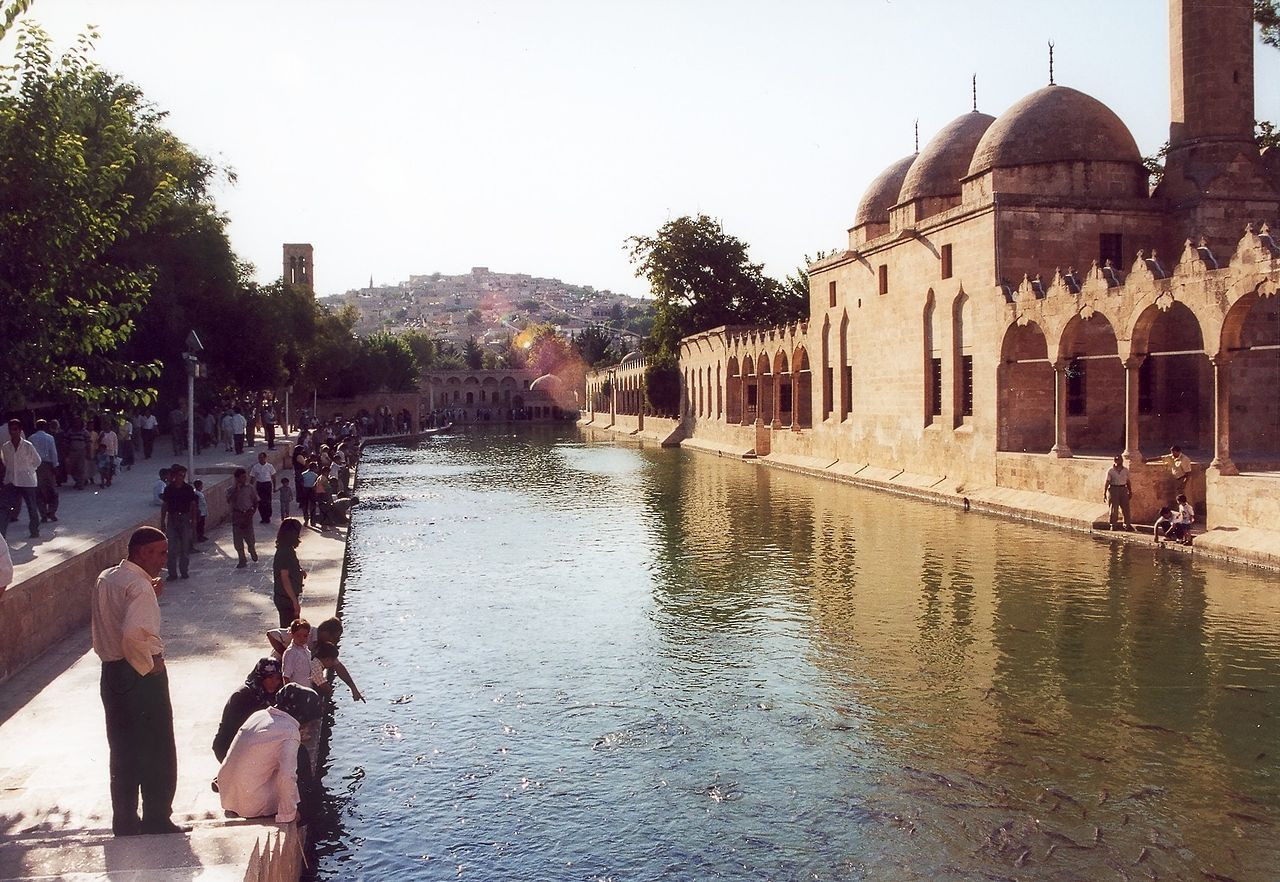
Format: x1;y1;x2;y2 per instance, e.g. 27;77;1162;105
8;1;1280;298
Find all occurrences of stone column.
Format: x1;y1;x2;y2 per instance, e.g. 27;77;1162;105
1209;353;1238;475
1050;359;1073;458
1123;356;1145;465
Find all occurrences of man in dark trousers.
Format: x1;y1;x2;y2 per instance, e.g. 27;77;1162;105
160;465;197;580
90;526;188;836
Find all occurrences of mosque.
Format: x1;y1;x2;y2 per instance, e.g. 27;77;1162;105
585;0;1280;536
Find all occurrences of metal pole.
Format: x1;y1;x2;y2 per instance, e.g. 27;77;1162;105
187;370;195;478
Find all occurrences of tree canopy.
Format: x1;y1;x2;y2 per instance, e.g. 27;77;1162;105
626;214;807;360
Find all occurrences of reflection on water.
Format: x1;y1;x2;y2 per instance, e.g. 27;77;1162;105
314;427;1280;880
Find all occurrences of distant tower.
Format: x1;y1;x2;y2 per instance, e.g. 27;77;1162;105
1158;0;1279;244
283;244;315;295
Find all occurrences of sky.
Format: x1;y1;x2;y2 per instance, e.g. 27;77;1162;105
6;1;1279;299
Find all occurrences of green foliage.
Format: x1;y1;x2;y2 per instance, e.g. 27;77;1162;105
627;214;807;359
463;336;484;370
644;354;681;416
0;0;35;43
1258;0;1280;48
0;23;171;410
400;330;438;372
573;325;617;369
1258;119;1279;151
356;332;418;392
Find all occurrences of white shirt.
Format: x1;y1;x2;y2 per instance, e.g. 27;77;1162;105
1175;501;1195;525
1;437;41;487
100;429;118;457
282;643;311;684
140;414;158;431
230;413;248;434
27;430;58;468
249;462;277;484
216;707;300;823
90;559;163;675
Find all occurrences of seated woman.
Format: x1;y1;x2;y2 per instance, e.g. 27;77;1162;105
216;683;323;823
212;657;283;762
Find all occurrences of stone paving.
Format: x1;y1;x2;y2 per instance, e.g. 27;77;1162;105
0;432;349;881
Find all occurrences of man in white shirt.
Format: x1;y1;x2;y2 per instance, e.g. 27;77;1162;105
230;407;248;455
216;682;322;824
249;452;277;524
91;526;185;836
1102;454;1133;531
27;419;59;523
1;419;42;539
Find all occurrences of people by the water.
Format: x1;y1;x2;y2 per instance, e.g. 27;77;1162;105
1103;455;1133;531
212;657;283;762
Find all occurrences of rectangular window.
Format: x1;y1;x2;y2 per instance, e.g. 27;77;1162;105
1067;358;1086;415
961;355;974;417
1099;232;1123;270
930;357;943;418
878;264;889;295
828;280;837;308
823;366;834;418
940;244;953;280
842;365;852;418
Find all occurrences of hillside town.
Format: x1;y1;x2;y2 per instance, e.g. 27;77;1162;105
324;266;651;347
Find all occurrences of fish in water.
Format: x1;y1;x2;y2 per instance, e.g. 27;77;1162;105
1123;787;1167;801
1224;811;1272;826
391;694;414;705
1134;847;1152;865
1200;873;1238;882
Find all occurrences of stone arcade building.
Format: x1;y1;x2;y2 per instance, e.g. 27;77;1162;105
591;0;1280;535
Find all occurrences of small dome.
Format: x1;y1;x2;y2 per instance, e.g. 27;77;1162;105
854;153;916;227
529;373;564;393
967;85;1141;177
619;351;643;366
898;111;996;203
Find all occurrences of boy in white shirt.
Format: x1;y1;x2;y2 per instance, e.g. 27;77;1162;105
280;619;312;686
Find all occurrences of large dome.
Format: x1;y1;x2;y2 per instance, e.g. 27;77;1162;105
898;111;996;203
854;153;916;227
967;85;1142;177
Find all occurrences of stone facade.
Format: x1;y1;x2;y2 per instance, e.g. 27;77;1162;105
422;369;580;421
594;0;1280;533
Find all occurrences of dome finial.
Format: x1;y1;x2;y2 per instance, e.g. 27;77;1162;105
972;74;978;112
914;118;919;153
1048;40;1055;85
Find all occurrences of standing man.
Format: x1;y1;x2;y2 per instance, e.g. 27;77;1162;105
227;468;258;568
1165;445;1192;496
139;408;159;460
249;451;277;524
230;407;247;455
261;399;278;450
1;419;42;540
27;419;59;523
90;526;187;836
1103;454;1133;531
159;465;197;580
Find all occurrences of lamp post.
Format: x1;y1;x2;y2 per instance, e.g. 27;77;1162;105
183;330;205;479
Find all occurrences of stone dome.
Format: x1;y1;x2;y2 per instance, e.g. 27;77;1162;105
854;153;917;227
529;373;564;394
967;85;1142;177
898;111;996;203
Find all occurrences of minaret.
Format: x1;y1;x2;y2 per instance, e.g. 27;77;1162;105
1158;0;1279;243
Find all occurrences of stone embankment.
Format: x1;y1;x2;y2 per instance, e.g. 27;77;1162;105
580;418;1280;572
0;434;352;881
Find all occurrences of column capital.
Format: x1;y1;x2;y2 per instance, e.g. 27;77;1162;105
1122;354;1147;370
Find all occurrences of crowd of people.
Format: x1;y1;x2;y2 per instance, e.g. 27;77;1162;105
88;418;370;835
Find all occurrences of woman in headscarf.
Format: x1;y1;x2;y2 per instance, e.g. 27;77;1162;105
212;657;283;762
216;683;323;823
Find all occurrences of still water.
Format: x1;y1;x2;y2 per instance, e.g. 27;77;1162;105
313;426;1279;881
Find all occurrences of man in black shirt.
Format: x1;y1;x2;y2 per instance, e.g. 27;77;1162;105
159;464;198;579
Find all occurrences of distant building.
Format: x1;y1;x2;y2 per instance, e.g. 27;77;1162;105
595;0;1280;535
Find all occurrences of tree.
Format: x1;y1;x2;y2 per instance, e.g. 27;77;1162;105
463;336;484;370
0;24;173;409
572;325;617;368
1258;0;1280;48
356;333;418;392
401;330;438;372
626;214;806;359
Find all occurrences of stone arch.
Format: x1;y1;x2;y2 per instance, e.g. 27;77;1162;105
1133;301;1211;455
758;351;774;424
1220;288;1280;465
1058;311;1124;455
726;356;742;424
839;310;851;421
793;346;813;429
924;291;940;425
952;291;973;425
998;320;1053;452
716;361;723;419
774;349;792;427
742;354;757;424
